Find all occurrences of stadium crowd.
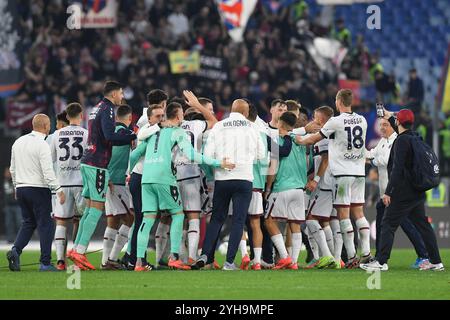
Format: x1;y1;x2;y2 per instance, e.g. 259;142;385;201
0;1;448;269
12;0;449;167
13;0;378;122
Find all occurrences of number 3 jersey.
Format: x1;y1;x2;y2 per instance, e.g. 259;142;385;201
50;124;88;187
319;112;367;177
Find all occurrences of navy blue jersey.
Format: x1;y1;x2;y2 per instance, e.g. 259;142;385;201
81;98;136;169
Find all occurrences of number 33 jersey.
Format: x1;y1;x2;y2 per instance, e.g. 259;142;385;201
50;125;88;187
319;112;367;177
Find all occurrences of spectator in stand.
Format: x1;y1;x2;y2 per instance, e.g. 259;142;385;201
333;18;351;47
406;68;424;118
374;70;397;104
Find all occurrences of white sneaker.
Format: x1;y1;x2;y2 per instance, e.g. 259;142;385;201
359;259;388;271
222;262;239;271
419;261;445;271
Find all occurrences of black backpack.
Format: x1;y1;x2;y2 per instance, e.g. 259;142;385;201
409;134;440;192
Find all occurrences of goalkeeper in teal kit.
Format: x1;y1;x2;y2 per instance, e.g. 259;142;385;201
129;102;235;271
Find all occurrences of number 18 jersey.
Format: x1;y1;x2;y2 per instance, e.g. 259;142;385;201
50;125;88;187
319;112;367;177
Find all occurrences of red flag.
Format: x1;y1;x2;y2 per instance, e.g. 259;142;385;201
6;100;47;130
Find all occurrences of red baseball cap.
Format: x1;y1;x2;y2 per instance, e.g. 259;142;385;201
396;109;415;126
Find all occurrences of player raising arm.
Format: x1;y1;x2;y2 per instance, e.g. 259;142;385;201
295;89;372;269
128;102;234;271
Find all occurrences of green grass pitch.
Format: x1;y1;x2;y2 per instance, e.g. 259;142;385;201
1;249;449;300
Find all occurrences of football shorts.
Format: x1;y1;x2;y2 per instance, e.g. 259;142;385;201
332;176;365;207
105;185;134;216
142;183;183;215
265;189;305;223
80;164;109;203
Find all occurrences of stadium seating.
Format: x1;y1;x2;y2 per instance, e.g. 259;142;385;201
306;0;449;110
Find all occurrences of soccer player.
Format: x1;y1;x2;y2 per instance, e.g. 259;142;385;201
304;106;338;269
265;111;308;270
68;81;136;270
47;111;69;221
296;89;372;268
123;104;165;269
244;102;270;270
102;105;135;270
176;90;217;264
268;99;288;136
136;89;168;128
129;102;234;271
49;103;87;270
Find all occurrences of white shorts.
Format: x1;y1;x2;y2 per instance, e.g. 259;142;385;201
304;192;311;213
330;208;338;220
200;179;214;215
332;176;365;207
54;187;85;220
265;189;305;223
105;185;133;217
51;193;56;215
307;188;333;221
228;190;264;216
178;177;202;213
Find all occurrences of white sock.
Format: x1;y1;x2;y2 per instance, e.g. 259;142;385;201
287;246;293;257
340;218;356;259
187;219;200;260
179;230;188;263
126;223;134;255
102;227;117;265
76;244;87;255
330;219;343;262
155;222;170;263
239;239;248;258
356;217;371;257
306;220;332;257
323;225;335;254
270;234;288;259
291;232;302;263
109;225;130;262
254;247;262;264
305;227;319;260
55;225;67;262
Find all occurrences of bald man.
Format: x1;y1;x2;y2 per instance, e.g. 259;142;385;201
192;99;266;270
8;114;65;272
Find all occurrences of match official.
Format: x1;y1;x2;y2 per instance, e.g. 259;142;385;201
192;99;266;270
7;114;65;271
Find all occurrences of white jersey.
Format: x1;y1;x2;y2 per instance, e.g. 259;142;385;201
320;112;367;177
50;125;88;187
313;138;332;190
175;120;207;180
46;133;58;181
266;123;279;145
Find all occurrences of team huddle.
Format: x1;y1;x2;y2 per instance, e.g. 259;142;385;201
47;81;373;272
